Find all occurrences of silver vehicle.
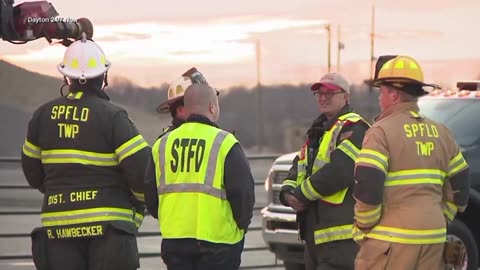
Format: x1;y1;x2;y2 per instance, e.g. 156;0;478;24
261;152;304;270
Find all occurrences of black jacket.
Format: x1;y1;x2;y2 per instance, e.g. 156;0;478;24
158;117;185;139
144;114;255;231
279;105;369;242
21;89;150;233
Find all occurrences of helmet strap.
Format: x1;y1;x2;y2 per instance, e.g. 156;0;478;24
81;32;87;43
60;76;69;96
102;72;109;90
383;82;426;97
97;73;110;101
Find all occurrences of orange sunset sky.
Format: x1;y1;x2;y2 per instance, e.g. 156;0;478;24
1;0;480;90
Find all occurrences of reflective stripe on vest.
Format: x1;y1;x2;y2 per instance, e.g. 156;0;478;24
448;151;468;177
356;149;388;174
39;135;148;166
162;126;172;135
336;139;360;161
158;183;227;199
41;149;119;166
355;205;382;226
385;169;446;187
316;113;365;168
131;191;145;202
357;225;446;244
115;135;149;163
442;201;457;221
282;179;297;189
352;225;365;242
41;207;144;227
296;112;368;205
314;224;353;244
312;159;327;171
157;130;228;199
154;123;243;244
23;139;41;159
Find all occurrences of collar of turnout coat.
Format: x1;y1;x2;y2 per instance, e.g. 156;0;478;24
375;102;419;122
186;114;219;128
307;104;352;141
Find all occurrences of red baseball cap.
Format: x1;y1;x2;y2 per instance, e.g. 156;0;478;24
311;72;350;93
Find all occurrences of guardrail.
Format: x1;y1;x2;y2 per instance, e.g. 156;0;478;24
0;154;282;269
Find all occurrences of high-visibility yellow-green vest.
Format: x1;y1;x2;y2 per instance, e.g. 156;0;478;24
152;122;244;244
296;112;367;205
290;112;369;245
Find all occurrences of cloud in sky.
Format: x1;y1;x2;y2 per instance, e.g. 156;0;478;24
2;0;480;88
375;30;443;40
95;32;152;42
3;18;328;65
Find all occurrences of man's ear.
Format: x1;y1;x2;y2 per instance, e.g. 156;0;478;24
177;106;187;116
392;89;400;100
208;101;215;114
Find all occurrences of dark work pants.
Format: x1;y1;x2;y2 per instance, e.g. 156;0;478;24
31;226;139;270
161;238;245;270
304;239;358;270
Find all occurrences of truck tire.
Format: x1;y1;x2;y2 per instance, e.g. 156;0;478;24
284;261;305;270
447;219;479;270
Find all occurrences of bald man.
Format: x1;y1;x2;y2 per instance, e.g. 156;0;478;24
184;83;220;121
144;84;255;270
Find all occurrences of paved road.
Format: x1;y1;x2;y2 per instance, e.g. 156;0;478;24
0;158;286;270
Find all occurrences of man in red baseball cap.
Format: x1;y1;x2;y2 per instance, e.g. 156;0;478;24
279;72;370;270
310;72;351;117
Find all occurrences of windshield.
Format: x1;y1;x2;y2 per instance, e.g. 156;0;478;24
418;98;480;147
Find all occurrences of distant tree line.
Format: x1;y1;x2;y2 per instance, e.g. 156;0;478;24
107;78;380;153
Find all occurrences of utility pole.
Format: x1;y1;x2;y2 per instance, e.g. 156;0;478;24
326;24;331;72
337;24;343;72
256;39;261;87
369;5;375;81
255;39;264;151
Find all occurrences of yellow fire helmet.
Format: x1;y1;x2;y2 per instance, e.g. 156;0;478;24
57;33;111;80
156;67;208;113
372;55;439;93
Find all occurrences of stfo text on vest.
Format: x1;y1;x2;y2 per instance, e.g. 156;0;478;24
170;138;206;173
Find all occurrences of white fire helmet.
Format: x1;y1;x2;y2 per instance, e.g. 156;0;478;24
157;67;208;113
57;34;111;80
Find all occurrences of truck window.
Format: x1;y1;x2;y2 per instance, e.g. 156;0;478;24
418;99;480;148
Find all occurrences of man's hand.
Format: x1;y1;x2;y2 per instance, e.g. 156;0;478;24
444;239;467;268
287;193;306;211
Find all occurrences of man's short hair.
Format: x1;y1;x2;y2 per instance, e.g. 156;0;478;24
169;99;184;118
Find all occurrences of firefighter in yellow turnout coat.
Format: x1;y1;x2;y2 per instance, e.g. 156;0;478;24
353;55;471;270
